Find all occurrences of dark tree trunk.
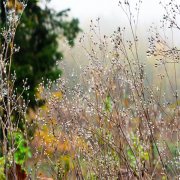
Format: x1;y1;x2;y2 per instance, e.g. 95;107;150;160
0;0;6;25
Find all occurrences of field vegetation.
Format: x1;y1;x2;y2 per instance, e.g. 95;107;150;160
0;0;180;179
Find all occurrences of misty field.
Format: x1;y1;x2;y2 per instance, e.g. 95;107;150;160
0;0;180;179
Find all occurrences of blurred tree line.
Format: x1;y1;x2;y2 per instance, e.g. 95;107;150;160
0;0;81;107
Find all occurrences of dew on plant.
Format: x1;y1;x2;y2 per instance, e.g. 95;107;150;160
0;0;180;179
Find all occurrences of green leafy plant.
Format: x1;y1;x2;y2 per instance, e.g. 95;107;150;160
104;94;112;113
0;157;5;180
13;132;32;166
127;133;149;169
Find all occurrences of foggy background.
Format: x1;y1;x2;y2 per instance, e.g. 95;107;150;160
48;0;167;32
43;0;180;100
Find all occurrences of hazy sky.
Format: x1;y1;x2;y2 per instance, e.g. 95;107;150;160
46;0;180;83
48;0;169;32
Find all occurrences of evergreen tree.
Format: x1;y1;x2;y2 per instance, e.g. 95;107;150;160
0;0;80;107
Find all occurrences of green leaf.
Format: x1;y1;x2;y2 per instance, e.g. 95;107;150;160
13;132;32;165
104;95;112;112
0;157;5;180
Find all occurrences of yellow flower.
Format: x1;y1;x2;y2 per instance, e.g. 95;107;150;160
6;0;24;13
